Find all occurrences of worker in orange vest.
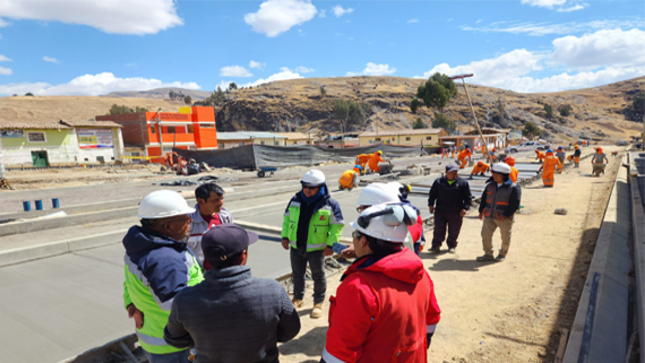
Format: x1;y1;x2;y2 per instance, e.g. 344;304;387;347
535;149;546;162
470;161;490;178
505;156;519;183
339;169;359;190
457;146;472;169
538;149;559;187
368;150;386;173
355;154;370;172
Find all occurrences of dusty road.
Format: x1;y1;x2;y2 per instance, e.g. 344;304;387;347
277;147;623;363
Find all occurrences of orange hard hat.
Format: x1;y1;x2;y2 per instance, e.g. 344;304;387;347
597;147;603;153
505;156;516;166
477;161;484;166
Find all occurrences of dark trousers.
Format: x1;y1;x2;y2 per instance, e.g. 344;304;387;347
432;210;464;249
290;248;326;303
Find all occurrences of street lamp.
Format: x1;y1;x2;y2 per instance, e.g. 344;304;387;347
449;73;491;163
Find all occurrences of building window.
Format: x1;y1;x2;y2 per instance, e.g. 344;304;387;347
96;156;105;163
426;136;432;140
406;137;411;141
167;126;176;134
150;126;156;134
238;142;244;146
162;147;173;152
27;132;46;143
187;124;194;134
392;138;395;141
201;123;215;128
275;141;280;145
375;138;381;141
260;141;265;145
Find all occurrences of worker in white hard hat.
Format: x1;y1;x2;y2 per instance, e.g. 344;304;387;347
281;170;344;319
321;204;441;363
122;190;204;363
477;163;522;262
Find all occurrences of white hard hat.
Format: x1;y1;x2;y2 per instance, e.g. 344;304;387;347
492;163;512;174
137;190;196;219
356;183;399;207
351;203;417;243
301;169;326;186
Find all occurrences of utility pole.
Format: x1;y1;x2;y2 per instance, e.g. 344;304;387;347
450;74;491;163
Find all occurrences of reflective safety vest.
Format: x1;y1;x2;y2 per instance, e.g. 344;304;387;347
282;200;344;252
482;182;517;219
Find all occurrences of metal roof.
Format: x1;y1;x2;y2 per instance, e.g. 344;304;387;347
0;119;122;130
359;128;444;137
216;131;287;140
61;120;122;128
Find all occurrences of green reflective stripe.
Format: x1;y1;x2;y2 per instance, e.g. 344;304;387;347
137;331;169;347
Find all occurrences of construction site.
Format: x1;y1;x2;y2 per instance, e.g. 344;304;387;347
0;135;642;363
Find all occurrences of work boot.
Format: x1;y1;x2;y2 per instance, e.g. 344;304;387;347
429;247;441;254
311;303;324;319
291;299;304;309
476;254;495;262
448;248;456;254
495;254;506;262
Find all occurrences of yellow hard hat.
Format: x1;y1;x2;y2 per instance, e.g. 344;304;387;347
377;150;383;155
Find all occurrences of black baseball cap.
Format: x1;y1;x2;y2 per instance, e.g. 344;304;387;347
202;224;259;261
446;164;459;172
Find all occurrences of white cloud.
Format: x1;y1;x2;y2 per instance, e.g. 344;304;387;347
521;0;566;8
347;62;397;77
407;19;419;24
550;28;645;69
249;60;266;70
319;10;326;18
0;66;11;76
461;19;644;36
332;5;354;18
242;67;304;87
0;72;199;96
0;0;182;35
43;56;59;64
244;0;317;37
505;66;645;93
557;3;587;12
0;54;10;62
296;66;315;74
220;65;253;78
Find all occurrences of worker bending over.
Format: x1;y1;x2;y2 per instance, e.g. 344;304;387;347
339;169;359;191
538;149;561;187
470;161;490;178
573;145;581;168
591;147;609;175
352;165;362;174
535;149;546;162
321;203;441;363
355;154;370;172
368;150;386;173
476;163;522;262
457;146;472;169
505;156;519;183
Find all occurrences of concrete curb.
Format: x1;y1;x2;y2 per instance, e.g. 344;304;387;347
0;229;127;268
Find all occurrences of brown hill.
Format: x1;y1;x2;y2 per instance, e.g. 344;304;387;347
102;87;212;100
214;76;645;142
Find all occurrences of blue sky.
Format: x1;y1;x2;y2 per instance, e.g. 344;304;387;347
0;0;643;96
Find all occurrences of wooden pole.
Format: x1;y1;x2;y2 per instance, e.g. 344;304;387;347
460;78;491;163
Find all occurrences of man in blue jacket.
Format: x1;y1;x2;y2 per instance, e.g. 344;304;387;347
165;224;301;363
281;170;344;318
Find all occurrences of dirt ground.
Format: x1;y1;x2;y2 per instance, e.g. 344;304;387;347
278;146;623;363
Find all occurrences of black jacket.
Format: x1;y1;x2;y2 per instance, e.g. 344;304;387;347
164;266;301;363
478;179;522;217
427;176;472;212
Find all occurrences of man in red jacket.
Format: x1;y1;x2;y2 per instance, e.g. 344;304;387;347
321;203;441;363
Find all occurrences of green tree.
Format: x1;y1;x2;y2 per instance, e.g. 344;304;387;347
544;103;553;118
412;73;458;113
169;90;176;100
320;86;327;97
109;104;132;114
431;113;455;132
334;99;366;132
197;87;226;107
412;118;427;129
25;92;34;96
228;82;238;91
558;104;572;117
134;106;148;113
634;92;645;119
184;95;192;105
410;97;421;114
523;121;541;137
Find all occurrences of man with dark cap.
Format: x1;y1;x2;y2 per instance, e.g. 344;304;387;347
164;224;301;363
427;164;472;254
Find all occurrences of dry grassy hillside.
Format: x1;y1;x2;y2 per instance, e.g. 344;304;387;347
0;96;185;123
214;76;645;142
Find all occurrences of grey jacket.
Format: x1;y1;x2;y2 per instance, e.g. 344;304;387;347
164;266;301;363
186;206;233;263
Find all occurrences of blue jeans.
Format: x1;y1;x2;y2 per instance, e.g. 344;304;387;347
144;349;190;363
290;248;326;303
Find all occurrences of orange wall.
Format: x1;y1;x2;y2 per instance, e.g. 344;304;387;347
191;106;218;148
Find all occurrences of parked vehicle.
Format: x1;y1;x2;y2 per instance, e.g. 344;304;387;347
506;141;550;153
616;140;628;146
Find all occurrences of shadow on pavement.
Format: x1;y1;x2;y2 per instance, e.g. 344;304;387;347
279;326;328;358
428;258;495;272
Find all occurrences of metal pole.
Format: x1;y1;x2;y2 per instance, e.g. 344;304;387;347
458;77;491;163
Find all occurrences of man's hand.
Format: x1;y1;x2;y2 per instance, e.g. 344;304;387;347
497;215;507;222
459;209;467;217
429;206;435;214
340;245;356;259
323;246;334;257
479;212;484;221
127;304;144;329
281;238;290;250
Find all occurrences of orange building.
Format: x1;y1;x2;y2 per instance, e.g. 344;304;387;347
96;106;217;163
